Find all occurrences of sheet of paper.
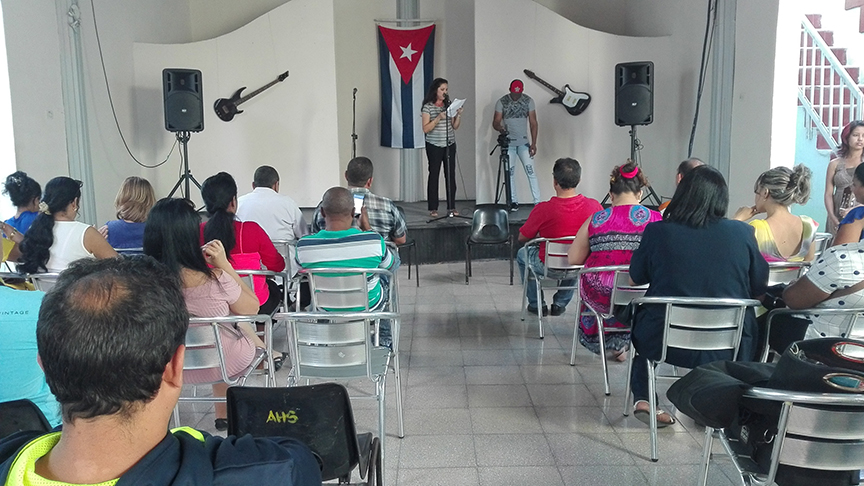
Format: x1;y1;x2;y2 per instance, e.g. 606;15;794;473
447;98;466;117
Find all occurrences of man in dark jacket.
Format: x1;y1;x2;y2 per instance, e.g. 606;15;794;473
0;256;321;486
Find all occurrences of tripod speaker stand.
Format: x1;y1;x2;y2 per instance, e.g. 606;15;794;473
602;125;662;207
167;131;202;199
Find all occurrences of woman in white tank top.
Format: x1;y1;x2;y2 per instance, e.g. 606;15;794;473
17;177;116;274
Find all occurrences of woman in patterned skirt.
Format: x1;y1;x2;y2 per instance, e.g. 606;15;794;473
568;161;662;360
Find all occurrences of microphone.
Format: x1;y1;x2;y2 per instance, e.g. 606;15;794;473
443;93;451;106
353;87;357;95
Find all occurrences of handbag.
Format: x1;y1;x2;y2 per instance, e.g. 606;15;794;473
231;222;268;306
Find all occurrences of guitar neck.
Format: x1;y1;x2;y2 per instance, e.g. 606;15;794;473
237;78;283;106
527;75;563;97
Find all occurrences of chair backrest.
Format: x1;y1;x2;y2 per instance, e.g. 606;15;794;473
0;399;52;439
226;384;359;481
28;273;61;292
609;269;648;307
742;387;864;482
543;237;581;273
812;232;833;259
184;315;269;385
633;296;760;363
767;261;809;287
469;205;509;243
114;247;144;255
305;269;372;312
271;239;296;271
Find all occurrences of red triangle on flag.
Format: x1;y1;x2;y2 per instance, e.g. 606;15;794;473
378;25;435;85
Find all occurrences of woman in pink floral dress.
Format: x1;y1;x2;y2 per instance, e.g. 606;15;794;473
568;161;662;359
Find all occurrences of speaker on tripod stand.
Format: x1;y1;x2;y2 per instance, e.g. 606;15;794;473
162;68;204;199
610;61;661;207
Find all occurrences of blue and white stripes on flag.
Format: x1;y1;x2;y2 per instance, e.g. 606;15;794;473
378;24;435;149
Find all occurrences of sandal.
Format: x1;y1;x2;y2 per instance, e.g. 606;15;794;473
430;211;439;218
608;348;628;362
633;400;676;428
272;352;288;372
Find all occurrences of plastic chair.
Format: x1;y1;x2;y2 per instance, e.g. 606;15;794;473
519;236;582;339
275;310;401;486
173;315;275;425
766;261;809;286
227;384;381;486
622;296;761;461
760;307;864;362
700;386;864;486
0;399;51;439
569;265;647;396
465;204;513;285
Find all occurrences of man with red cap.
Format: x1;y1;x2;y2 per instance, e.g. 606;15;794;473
493;79;541;211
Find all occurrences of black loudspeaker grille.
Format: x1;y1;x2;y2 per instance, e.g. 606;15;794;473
163;68;204;132
615;61;654;126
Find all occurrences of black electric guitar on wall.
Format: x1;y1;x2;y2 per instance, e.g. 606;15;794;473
523;69;591;116
214;70;289;122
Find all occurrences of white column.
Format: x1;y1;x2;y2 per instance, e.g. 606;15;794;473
56;0;96;224
709;0;736;181
398;0;423;203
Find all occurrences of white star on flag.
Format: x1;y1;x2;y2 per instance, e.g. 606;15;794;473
399;43;417;61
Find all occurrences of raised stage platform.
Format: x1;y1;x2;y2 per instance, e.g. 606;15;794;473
394;199;528;265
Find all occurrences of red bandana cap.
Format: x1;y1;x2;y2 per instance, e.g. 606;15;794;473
509;79;524;93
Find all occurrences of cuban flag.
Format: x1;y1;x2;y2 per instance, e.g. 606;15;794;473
378;24;435;148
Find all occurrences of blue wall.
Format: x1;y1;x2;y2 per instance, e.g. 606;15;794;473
792;106;831;229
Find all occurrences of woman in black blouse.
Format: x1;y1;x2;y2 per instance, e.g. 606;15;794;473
628;165;768;426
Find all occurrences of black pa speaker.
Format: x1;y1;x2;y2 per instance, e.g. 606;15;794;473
163;68;204;132
615;61;654;126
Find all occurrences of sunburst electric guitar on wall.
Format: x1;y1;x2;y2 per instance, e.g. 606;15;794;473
214;70;289;122
523;69;590;116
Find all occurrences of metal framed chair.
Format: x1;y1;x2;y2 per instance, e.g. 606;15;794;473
27;272;61;292
569;265;647;396
766;261;810;286
174;315;275;425
0;399;51;439
275;310;401;486
700;386;864;486
113;247;144;255
395;205;419;287
235;269;292;315
519;236;582;339
227;383;381;486
622;296;761;461
465;204;513;285
812;232;833;259
760;307;864;362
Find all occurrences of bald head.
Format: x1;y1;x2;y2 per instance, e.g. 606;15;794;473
321;186;354;219
676;158;705;184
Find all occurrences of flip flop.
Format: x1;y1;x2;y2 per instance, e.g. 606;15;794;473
633;401;676;428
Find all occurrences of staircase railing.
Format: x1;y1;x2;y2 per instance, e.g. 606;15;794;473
799;15;864;153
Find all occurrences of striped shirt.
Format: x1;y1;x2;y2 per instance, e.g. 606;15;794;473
296;228;395;310
422;103;455;147
311;188;407;243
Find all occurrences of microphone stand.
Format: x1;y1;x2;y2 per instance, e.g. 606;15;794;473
351;88;358;159
428;96;469;223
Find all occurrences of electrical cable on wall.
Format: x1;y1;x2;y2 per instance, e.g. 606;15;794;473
90;0;176;169
687;0;719;158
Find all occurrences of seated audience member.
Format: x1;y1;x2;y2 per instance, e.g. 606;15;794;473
0;257;321;485
732;164;817;262
517;157;601;317
782;240;864;340
3;171;41;234
568;161;662;359
201;172;286;315
627;165;769;426
144;198;282;431
834;163;864;245
98;176;156;250
311;157;407;266
0;285;61;427
657;158;703;213
296;187;395;347
17;177;117;274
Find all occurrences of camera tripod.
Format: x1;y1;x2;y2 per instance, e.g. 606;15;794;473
492;135;513;207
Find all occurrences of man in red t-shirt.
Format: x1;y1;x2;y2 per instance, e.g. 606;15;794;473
517;158;602;316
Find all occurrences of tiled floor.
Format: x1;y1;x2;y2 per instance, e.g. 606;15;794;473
176;260;743;485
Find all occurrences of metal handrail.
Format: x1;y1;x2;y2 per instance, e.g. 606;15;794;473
799;15;864;152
